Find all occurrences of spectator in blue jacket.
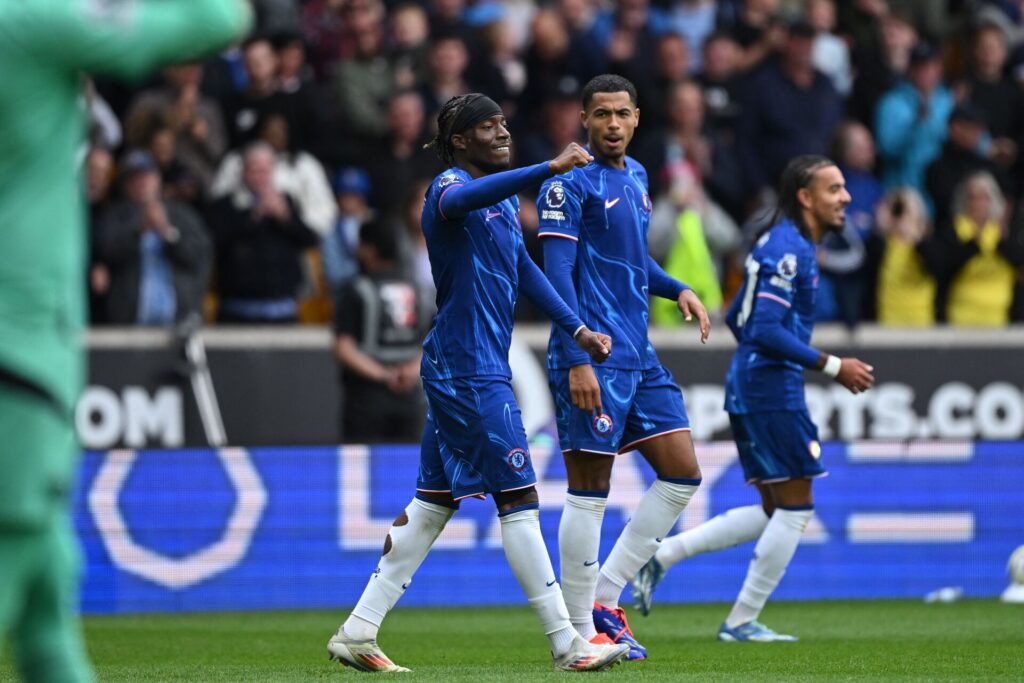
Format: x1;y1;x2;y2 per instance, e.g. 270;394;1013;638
875;42;954;213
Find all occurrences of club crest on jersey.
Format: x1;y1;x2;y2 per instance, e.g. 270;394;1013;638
438;173;460;188
545;182;566;208
592;413;614;436
777;253;798;280
641;192;653;213
507;448;530;472
808;440;822;460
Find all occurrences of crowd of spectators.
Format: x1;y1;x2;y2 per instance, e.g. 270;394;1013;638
84;0;1024;331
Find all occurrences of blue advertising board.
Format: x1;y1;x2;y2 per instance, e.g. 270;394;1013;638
75;440;1023;614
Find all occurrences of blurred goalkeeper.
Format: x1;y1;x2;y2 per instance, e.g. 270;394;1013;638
0;2;250;681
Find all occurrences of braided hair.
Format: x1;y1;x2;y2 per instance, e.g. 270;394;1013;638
424;94;477;167
772;154;835;240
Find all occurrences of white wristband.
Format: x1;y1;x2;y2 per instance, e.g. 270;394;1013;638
822;354;842;378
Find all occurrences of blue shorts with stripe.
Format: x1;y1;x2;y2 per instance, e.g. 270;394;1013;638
548;364;690;455
729;410;826;484
416;376;536;501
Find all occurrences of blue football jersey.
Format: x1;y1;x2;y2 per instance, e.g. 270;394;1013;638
538;156;657;371
724;220;821;413
420;167;527;381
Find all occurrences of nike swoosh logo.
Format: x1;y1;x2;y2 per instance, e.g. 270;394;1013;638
656;537;663;543
604;197;620;209
485;210;502;219
546;579;557;587
401;582;410;590
583;560;598;567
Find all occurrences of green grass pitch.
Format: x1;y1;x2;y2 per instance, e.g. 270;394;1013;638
3;600;1022;681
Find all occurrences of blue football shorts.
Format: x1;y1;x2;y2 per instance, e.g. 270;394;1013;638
416;376;536;500
548;364;690;455
729;409;827;484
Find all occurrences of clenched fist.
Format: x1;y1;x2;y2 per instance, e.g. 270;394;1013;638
549;143;593;175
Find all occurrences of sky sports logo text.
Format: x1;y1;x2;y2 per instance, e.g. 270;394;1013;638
684;381;1024;441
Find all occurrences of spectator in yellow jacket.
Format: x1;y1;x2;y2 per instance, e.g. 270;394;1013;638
938;172;1022;326
871;187;938;326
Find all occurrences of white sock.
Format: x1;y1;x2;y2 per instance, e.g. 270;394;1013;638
594;477;700;609
656;505;769;570
500;505;577;657
558;490;607;640
726;506;812;628
344;497;454;640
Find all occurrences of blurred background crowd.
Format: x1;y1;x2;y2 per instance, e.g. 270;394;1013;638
83;0;1024;340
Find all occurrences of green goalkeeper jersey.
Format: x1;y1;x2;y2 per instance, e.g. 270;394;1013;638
0;0;250;415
